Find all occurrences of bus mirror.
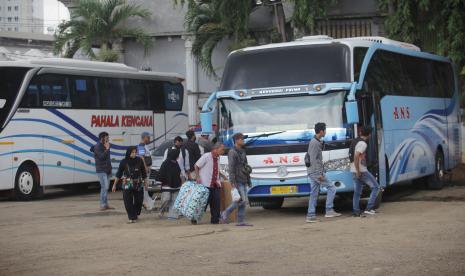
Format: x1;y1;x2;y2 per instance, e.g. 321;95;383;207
200;111;213;133
0;99;5;109
345;101;359;124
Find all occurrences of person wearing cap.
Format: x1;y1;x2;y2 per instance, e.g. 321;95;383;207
198;132;214;155
137;132;154;211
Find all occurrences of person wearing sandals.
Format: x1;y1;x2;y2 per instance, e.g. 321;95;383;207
112;146;148;223
221;133;253;227
158;148;183;219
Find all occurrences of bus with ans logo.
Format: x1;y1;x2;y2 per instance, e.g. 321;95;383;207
200;36;461;209
0;58;187;200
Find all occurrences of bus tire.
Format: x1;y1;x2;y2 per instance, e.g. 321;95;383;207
427;150;445;190
262;198;284;210
14;163;40;201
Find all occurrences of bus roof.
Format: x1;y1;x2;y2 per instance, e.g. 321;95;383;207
0;58;185;83
234;36;421;53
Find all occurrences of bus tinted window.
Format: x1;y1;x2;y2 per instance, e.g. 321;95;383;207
163;83;183;111
220;44;350;90
21;83;40;108
70;77;99;109
353;47;368;81
39;74;71;108
147;80;165;113
98;78;125;109
125;79;149;110
365;50;455;98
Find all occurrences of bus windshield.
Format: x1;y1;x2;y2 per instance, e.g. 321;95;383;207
219;92;346;135
220;44;350;91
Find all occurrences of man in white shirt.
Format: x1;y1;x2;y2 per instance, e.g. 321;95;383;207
350;126;380;216
163;136;190;181
195;143;225;224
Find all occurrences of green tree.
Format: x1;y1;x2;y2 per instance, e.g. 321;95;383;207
176;0;256;77
292;0;338;36
54;0;152;62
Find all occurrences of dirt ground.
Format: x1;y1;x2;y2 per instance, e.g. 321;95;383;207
1;170;465;276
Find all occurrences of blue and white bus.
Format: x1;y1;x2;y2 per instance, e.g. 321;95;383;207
0;58;187;200
200;36;461;209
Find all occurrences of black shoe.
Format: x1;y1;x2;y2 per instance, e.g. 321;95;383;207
191;219;197;225
211;221;219;225
352;212;366;217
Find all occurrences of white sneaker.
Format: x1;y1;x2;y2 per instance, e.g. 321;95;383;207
325;210;342;218
364;209;376;215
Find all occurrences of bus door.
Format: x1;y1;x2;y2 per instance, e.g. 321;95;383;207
357;89;387;186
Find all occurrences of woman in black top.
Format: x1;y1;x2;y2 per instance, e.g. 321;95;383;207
158;148;182;218
112;146;148;223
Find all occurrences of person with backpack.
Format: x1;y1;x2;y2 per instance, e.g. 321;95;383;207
158;148;183;219
221;133;253;226
91;131;114;211
163;136;190;181
112;146;148;223
184;130;201;180
350;126;380;216
306;122;341;223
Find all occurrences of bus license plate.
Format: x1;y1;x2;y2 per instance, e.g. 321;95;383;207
270;186;297;195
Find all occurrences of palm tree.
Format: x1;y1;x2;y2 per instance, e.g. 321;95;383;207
177;0;256;77
54;0;152;62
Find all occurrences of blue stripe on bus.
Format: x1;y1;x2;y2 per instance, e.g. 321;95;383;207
47;109;127;150
0;134;125;157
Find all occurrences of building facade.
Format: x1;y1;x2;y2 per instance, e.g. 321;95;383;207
0;0;44;33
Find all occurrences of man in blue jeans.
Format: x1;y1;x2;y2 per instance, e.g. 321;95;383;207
91;132;114;211
221;133;252;226
306;122;341;223
351;126;380;216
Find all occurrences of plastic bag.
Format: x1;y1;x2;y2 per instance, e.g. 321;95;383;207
231;187;241;203
143;189;155;211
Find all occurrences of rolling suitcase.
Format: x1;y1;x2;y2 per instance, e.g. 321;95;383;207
174;181;210;221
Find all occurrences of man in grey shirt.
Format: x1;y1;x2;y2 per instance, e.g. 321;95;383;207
306;122;340;223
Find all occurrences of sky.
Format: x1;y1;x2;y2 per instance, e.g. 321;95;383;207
43;0;70;34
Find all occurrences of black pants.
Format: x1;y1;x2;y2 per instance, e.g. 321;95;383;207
123;189;144;220
207;187;221;224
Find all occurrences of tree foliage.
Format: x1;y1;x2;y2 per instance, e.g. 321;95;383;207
175;0;256;77
292;0;337;36
380;0;465;71
54;0;152;62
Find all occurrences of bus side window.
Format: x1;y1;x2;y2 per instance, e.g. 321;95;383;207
125;79;149;110
163;82;183;111
70;77;98;109
147;80;164;113
98;78;125;109
38;74;71;108
20;82;40;108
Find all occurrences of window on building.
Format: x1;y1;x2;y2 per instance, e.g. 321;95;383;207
7;27;11;31
14;27;17;31
14;16;18;22
14;6;18;11
7;17;11;22
7;6;11;11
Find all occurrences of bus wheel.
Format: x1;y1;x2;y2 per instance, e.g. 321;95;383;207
262;198;284;210
14;164;39;201
427;150;445;190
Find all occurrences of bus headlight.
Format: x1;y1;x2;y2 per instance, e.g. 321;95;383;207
324;157;350;171
220;164;229;179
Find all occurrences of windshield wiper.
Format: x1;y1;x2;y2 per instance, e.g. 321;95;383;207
244;131;286;146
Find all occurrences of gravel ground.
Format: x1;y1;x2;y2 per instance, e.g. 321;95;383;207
1;173;465;276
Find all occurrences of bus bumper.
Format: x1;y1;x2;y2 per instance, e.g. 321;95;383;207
247;170;354;198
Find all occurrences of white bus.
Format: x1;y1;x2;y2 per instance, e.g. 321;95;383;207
0;58;187;200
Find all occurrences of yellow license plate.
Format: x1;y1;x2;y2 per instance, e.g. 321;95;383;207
270;186;298;195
